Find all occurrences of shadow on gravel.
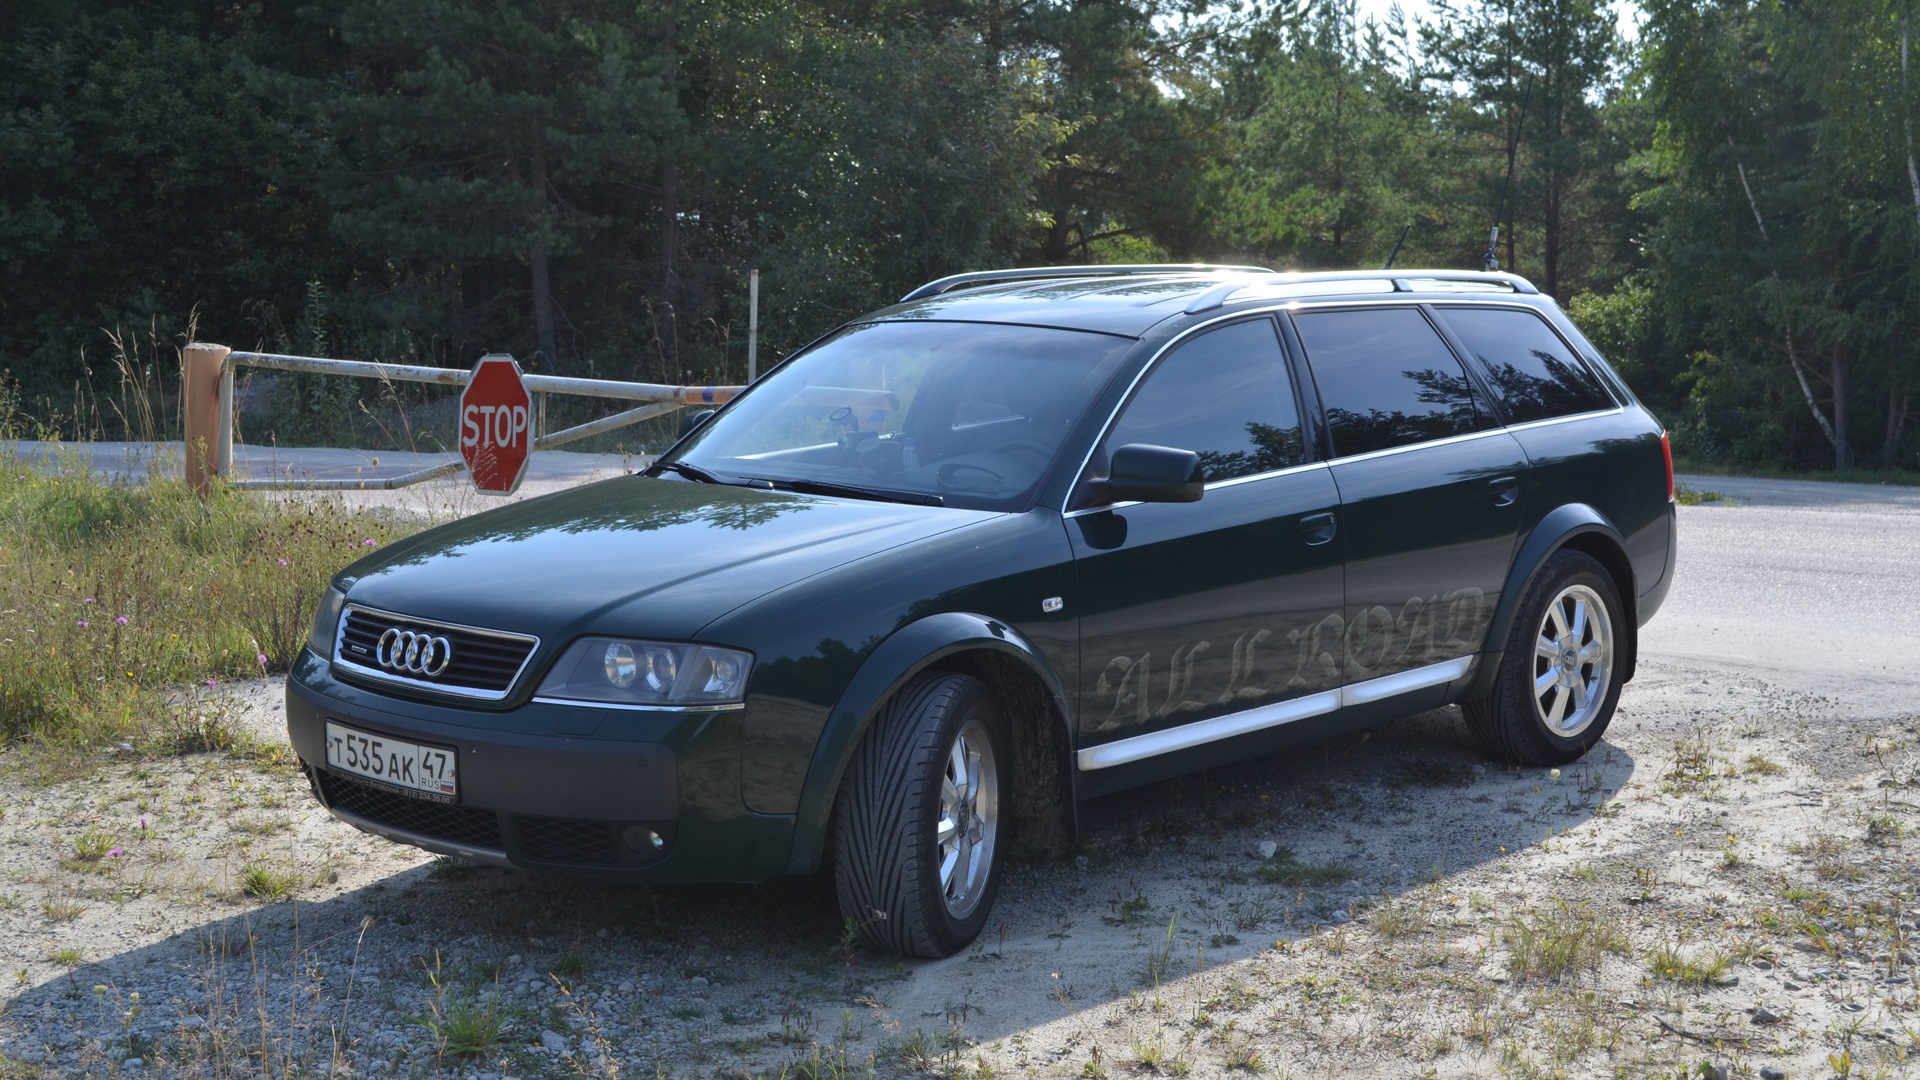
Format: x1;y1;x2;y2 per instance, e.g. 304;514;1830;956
2;705;1636;1074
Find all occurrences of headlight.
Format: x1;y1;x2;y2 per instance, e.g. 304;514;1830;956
537;638;753;707
307;586;347;659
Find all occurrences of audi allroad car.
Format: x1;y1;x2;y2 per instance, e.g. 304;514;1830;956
288;265;1676;957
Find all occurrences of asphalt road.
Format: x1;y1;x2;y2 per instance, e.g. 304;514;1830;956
6;439;639;512
1643;473;1920;715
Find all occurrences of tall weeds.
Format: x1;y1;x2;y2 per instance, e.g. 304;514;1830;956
0;406;419;764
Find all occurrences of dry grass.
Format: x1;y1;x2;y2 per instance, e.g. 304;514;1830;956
0;419;420;771
1500;901;1630;982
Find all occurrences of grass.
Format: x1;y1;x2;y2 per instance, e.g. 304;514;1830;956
1800;834;1862;881
239;863;301;901
1143;915;1182;986
1501;901;1629;982
0;407;421;770
1673;486;1725;505
1646;941;1734;987
1368;901;1431;938
1866;814;1905;846
417;983;510;1057
1253;848;1353;887
1673;455;1920;487
549;947;592;980
1659;730;1721;795
72;826;114;861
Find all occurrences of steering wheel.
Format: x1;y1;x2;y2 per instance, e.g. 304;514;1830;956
994;438;1054;466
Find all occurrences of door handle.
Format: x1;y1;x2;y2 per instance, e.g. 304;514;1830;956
1299;511;1337;546
1488;476;1520;507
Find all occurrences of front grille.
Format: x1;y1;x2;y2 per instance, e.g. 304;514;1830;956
335;605;537;698
316;770;505;851
517;816;620;865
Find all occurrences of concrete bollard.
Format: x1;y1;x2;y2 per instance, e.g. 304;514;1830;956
181;342;230;494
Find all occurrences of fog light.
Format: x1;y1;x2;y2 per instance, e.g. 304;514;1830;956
620;825;665;852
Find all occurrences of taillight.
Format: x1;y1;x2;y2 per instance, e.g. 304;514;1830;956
1660;431;1675;501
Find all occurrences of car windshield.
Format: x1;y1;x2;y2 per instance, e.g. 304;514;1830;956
666;320;1135;510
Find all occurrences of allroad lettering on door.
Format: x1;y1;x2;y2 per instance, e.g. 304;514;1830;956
1091;587;1488;733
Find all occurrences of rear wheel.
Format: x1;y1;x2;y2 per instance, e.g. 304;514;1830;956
833;671;1006;957
1464;550;1624;765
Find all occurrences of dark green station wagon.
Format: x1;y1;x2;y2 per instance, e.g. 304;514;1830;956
288;265;1676;956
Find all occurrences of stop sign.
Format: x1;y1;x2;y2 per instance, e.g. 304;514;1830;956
459;353;533;495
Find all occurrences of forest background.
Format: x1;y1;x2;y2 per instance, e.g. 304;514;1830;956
2;0;1915;475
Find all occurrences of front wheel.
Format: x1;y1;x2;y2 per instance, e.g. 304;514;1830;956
833;671;1007;957
1463;550;1625;765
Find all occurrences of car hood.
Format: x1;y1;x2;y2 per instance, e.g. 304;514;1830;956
339;476;994;643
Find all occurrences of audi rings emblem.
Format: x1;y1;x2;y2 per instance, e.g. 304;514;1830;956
376;628;455;677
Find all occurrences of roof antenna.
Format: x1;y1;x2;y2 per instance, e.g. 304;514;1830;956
1483;73;1534;273
1383;223;1411;270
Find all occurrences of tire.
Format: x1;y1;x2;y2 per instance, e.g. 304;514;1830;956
1463;550;1625;766
833;671;1007;957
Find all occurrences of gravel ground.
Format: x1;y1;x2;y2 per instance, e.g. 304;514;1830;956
0;662;1915;1079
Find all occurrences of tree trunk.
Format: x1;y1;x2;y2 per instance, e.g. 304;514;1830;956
1504;199;1517;275
1905;16;1920;232
660;162;678;291
1830;349;1852;471
1899;17;1918;467
658;0;680;358
530;141;559;376
1543;168;1561;298
1037;178;1075;263
1784;339;1843;463
1732;152;1852;470
1887;374;1911;466
1541;68;1561;298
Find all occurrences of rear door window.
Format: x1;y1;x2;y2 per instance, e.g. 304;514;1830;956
1436;306;1615;424
1291;307;1493;458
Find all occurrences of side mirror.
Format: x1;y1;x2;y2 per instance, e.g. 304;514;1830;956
1104;443;1204;503
678;409;715;439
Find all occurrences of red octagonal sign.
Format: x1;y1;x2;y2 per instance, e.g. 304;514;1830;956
459;353;532;495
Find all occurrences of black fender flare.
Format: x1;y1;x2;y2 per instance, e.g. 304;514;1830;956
784;611;1074;874
1462;504;1639;701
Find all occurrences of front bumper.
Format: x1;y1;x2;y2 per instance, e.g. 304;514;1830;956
285;650;796;882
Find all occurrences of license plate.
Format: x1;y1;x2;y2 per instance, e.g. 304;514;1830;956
324;720;458;799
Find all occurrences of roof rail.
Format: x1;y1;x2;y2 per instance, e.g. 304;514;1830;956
1183;269;1539;314
899;264;1275;304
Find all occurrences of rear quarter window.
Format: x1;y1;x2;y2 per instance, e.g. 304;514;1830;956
1292;307;1494;458
1436;306;1615;424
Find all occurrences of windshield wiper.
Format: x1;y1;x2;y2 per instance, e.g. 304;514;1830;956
646;460;768;488
764;478;944;507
